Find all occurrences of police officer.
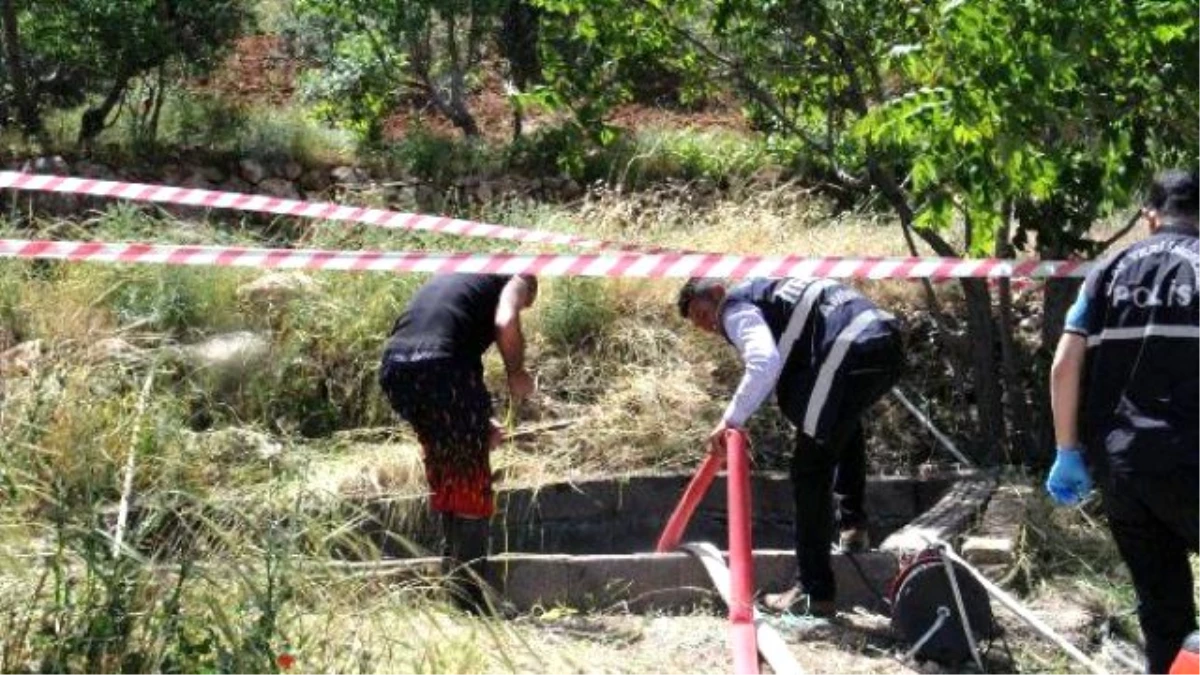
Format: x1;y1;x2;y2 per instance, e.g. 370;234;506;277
379;273;537;614
678;277;904;616
1046;169;1199;673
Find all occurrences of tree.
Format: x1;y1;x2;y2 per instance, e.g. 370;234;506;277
0;0;38;136
530;0;1198;463
498;0;542;138
295;0;505;141
3;0;248;145
856;0;1198;460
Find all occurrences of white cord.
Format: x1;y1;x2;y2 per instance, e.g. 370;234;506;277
934;539;1109;674
902;605;952;662
939;546;986;671
113;367;156;558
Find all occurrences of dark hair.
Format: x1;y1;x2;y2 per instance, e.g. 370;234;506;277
676;278;722;318
1145;169;1199;224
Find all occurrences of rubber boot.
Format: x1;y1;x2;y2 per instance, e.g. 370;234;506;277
441;513;514;618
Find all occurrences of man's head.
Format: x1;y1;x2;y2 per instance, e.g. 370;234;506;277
677;278;727;334
1143;169;1198;233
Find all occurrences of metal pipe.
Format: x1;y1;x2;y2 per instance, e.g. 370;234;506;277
890;387;975;467
939;551;985;671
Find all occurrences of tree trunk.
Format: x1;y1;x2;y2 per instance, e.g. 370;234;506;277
961;279;1007;464
79;77;128;146
148;69;167;145
500;0;541;142
0;0;38;135
441;10;480;138
995;206;1037;464
997;278;1034;461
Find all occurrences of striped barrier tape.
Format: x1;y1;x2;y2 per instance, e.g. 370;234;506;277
0;171;1089;280
0;171;673;253
0;239;1091;279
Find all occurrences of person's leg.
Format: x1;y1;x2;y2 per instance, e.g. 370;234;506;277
832;422;866;530
438;363;512;615
788;433;838;605
441;511;494;613
1104;472;1198;674
829;331;904;546
1138;470;1199;673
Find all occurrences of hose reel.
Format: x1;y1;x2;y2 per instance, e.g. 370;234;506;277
888;547;995;666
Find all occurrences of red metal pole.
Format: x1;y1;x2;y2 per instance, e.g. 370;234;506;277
655;449;724;553
726;428;759;674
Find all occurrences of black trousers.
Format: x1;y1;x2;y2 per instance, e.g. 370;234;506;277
1103;469;1199;674
790;334;903;601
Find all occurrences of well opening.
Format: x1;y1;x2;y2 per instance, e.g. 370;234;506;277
360;471;959;558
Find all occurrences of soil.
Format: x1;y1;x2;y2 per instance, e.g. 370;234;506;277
193;35;300;107
199;36;751;142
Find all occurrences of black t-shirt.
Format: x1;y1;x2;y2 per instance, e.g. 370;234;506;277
385;274;511;364
1064;224;1199;474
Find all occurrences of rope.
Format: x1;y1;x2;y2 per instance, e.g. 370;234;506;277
938;546;986;671
112;367;156;558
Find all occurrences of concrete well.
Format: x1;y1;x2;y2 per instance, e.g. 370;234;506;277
348;468;996;613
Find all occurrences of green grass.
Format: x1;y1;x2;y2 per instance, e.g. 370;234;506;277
1;178;1178;672
6;91;356;169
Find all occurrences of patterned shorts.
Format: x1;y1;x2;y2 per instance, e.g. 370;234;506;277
379;357;494;518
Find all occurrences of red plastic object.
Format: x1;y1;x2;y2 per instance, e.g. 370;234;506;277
725;429;760;674
1170;631;1200;675
655;449;724;553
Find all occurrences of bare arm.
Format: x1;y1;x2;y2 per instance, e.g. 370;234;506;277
1049;333;1087;448
495;276;534;397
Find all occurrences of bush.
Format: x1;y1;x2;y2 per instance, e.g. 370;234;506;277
536;278;616;352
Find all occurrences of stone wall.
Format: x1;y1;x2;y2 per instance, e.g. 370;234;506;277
343;471;959;558
5;154;585;219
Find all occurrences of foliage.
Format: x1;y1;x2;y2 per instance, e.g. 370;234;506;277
292;6;408;144
856;0;1199;257
6;0;250;143
293;0;505;142
536;277;616;352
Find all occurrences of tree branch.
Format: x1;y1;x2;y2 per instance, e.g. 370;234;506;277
1097;208;1142;250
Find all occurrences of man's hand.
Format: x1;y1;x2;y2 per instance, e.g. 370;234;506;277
488;418;505;452
1045;446;1093;506
507;368;535;400
707;420;741;455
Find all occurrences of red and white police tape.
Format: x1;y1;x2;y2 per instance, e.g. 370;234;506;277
0;170;1090;279
0;239;1089;279
0;170;670;253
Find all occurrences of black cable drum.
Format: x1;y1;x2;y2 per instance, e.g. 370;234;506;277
889;550;995;665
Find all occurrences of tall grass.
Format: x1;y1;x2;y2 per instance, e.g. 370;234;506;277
11;91;355;168
1;178;1093;671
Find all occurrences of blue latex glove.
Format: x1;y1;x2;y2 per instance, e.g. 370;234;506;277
1045;446;1092;506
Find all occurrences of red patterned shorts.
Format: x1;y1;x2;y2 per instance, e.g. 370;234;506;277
380;357;494;518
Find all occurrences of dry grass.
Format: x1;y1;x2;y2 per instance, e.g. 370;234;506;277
0;180;1164;673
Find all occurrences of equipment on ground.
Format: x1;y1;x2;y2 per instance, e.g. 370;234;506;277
887;546;995;667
